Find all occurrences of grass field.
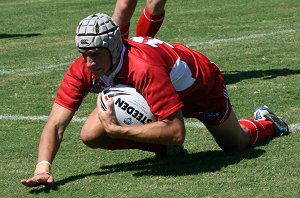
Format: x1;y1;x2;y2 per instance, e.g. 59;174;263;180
1;0;300;197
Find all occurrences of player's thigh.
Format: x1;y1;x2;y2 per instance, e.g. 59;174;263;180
205;110;250;152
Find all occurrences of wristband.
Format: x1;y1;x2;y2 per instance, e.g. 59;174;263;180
36;160;51;167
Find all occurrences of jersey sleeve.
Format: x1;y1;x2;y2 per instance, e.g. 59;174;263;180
55;57;92;111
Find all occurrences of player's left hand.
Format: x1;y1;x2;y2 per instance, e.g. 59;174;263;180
97;94;120;136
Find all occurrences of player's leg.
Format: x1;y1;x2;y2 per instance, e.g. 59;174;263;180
197;62;289;152
205;107;289;152
205;110;251;152
80;107;113;148
146;0;166;15
112;0;138;39
136;0;167;37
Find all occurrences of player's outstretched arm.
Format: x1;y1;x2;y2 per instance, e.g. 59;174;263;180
20;103;75;187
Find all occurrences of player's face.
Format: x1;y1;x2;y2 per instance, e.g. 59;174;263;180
78;48;111;77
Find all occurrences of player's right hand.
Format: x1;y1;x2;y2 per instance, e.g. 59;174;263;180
20;172;54;187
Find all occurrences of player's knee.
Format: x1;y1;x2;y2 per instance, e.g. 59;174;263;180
80;128;107;149
80;130;96;148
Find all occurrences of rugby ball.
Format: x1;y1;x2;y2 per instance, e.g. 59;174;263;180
100;84;157;125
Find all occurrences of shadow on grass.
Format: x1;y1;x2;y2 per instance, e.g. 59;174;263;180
29;148;265;194
101;148;265;177
223;68;300;85
0;33;41;39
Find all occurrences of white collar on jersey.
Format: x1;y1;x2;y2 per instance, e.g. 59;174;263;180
100;44;125;86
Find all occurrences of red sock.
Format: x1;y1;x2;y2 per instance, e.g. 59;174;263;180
120;23;130;39
239;118;274;146
103;139;164;153
136;7;165;37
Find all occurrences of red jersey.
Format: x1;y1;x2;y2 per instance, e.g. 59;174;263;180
55;37;228;123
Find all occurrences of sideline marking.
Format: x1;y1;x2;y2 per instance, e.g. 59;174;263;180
0;62;70;75
0;114;85;123
1;114;299;132
186;29;297;47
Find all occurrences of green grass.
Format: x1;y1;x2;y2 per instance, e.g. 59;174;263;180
1;0;300;197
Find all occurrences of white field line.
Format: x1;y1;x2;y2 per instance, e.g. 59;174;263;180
186;29;297;47
0;114;299;132
0;62;71;75
1;29;298;75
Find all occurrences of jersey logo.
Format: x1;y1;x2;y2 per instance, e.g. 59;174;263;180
131;37;174;48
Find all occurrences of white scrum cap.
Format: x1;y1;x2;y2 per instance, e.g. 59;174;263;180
75;13;122;65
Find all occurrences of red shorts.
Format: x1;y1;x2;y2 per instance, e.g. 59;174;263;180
180;63;232;125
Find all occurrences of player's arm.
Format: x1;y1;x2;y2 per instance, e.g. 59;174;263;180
20;103;75;187
97;95;186;145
